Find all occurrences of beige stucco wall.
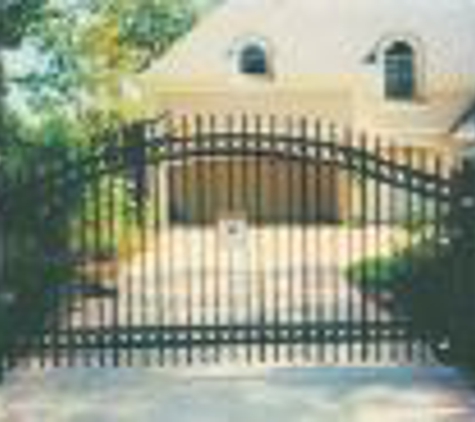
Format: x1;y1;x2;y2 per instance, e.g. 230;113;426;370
133;74;355;132
133;71;474;154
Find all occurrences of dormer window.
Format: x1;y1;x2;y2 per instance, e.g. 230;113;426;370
239;43;269;75
384;41;416;100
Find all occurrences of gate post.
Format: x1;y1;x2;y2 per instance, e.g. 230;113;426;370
122;122;149;224
446;156;475;367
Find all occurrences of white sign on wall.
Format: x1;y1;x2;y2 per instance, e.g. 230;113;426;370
218;212;248;249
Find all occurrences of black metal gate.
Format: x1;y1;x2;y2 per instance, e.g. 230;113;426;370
1;114;474;371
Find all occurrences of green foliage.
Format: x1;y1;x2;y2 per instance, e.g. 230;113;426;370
0;0;46;47
0;0;206;362
70;174;139;260
10;0;200;120
346;253;411;292
115;0;198;66
346;238;445;290
345;235;475;367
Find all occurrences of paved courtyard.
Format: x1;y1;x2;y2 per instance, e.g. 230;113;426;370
1;366;475;421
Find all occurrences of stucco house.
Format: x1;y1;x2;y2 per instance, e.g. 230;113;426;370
129;0;475;224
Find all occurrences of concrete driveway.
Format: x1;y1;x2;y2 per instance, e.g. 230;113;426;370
1;366;475;422
39;225;428;366
3;226;474;421
69;225;408;328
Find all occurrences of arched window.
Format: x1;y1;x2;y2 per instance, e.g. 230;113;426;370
239;43;269;75
384;41;416;100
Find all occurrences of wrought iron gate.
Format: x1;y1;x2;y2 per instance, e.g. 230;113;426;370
1;114;474;372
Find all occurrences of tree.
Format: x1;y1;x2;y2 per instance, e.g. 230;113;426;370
11;0;201;124
0;0;46;132
0;0;47;47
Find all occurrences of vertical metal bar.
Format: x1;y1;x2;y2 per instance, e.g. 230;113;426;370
63;151;74;368
432;154;444;364
225;114;235;362
34;156;51;368
404;146;415;363
248;114;257;364
448;161;460;366
170;119;185;366
359;132;370;363
101;145;110;367
92;153;105;368
10;153;27;370
18;155;32;369
254;114;266;363
284;116;294;363
170;122;179;363
107;133;120;367
194;115;205;363
299;117;311;362
209;114;221;363
241;114;253;364
163;124;172;366
196;114;208;364
238;114;247;362
75;150;88;367
152;125;161;365
236;115;246;363
158;119;171;366
269;115;281;363
137;129;150;367
328;123;340;364
430;150;444;365
30;157;44;369
33;156;44;368
314;119;324;362
122;128;135;366
47;153;61;368
178;115;192;365
29;156;43;369
39;156;51;368
417;147;429;364
387;143;400;363
0;163;18;372
343;127;354;364
373;136;383;363
456;159;475;366
12;165;25;370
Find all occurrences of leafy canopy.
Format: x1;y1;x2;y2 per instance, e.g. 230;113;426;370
7;0;205;122
0;0;47;47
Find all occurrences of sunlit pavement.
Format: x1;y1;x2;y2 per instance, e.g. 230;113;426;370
1;366;475;422
69;226;408;328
